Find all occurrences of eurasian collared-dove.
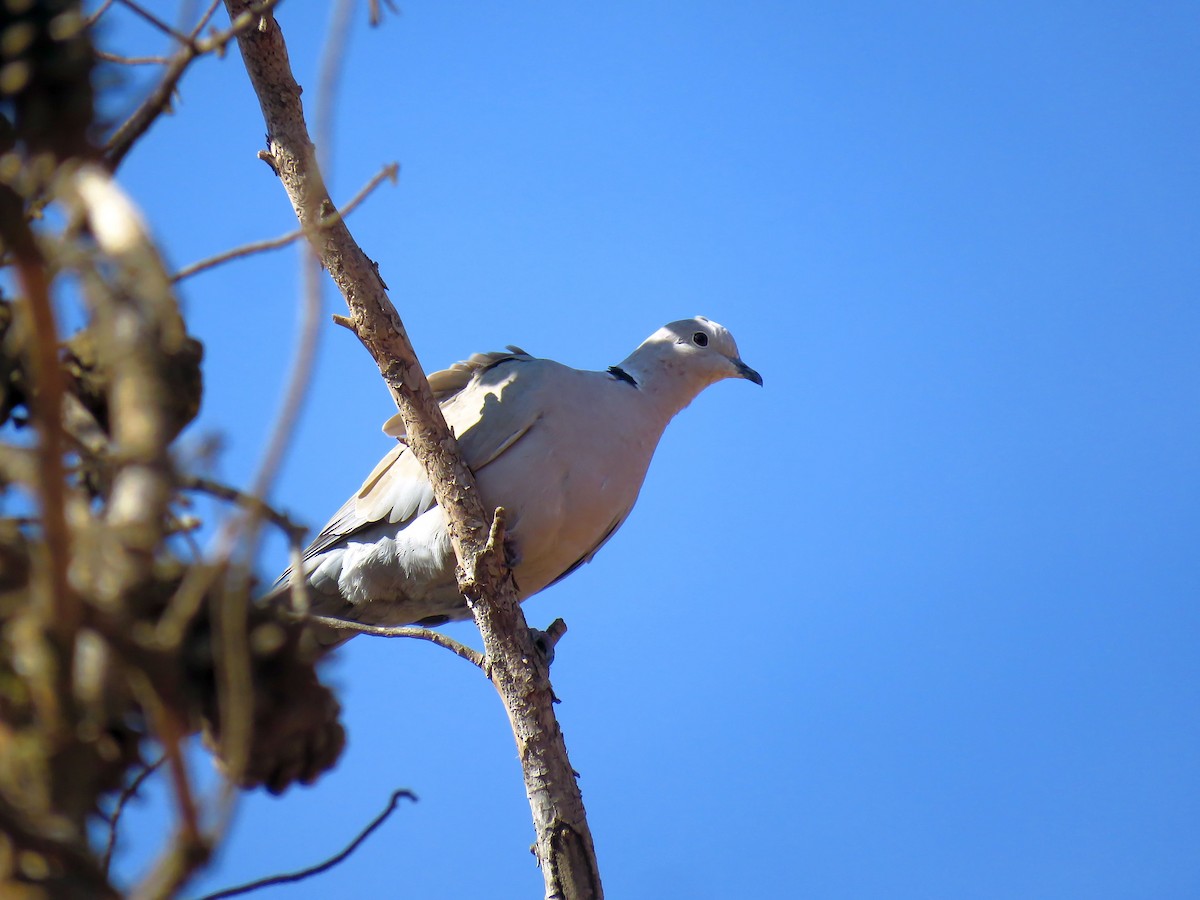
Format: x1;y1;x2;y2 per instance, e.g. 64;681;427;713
274;317;760;640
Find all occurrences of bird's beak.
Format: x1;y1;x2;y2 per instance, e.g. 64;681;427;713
732;357;763;386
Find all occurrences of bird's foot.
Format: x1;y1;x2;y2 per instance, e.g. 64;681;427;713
503;535;522;569
529;618;567;668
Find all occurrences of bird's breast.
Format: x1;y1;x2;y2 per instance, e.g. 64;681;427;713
475;397;659;598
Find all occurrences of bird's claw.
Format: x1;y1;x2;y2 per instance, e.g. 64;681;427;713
529;626;555;666
528;618;567;668
503;535;522;569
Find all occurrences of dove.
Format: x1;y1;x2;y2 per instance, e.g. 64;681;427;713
273;316;761;641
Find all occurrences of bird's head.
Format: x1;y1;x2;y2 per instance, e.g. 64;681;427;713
634;316;763;390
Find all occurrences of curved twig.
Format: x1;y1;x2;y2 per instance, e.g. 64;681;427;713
102;756;165;874
196;790;417;900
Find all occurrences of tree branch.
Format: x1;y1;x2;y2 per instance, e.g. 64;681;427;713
223;4;602;896
172;162;398;282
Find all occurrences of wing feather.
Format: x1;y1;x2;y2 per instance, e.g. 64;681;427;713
291;347;543;572
380;347;532;438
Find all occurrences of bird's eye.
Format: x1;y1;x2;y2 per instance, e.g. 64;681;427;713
692;331;709;347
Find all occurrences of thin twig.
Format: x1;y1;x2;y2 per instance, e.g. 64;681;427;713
163;1;356;838
304;615;486;668
102;756;165;875
105;42;196;168
106;0;283;169
179;475;306;542
86;0;118;27
196;790;417;900
172;162;398;282
169;510;206;560
194;0;225;35
117;0;197;47
96;51;173;65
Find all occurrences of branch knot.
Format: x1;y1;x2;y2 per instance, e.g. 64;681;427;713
460;507;509;604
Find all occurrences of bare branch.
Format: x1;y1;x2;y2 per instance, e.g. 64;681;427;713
172;162;398;282
304;615;486;668
196;790;417;900
116;0;197;47
224;5;603;896
172;228;295;281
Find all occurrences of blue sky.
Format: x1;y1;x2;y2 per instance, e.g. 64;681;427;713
83;2;1200;897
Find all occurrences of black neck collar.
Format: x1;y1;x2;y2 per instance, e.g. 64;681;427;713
607;365;638;388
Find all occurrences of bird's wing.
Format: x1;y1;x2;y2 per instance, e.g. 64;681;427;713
377;346;532;438
293;347;540;565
